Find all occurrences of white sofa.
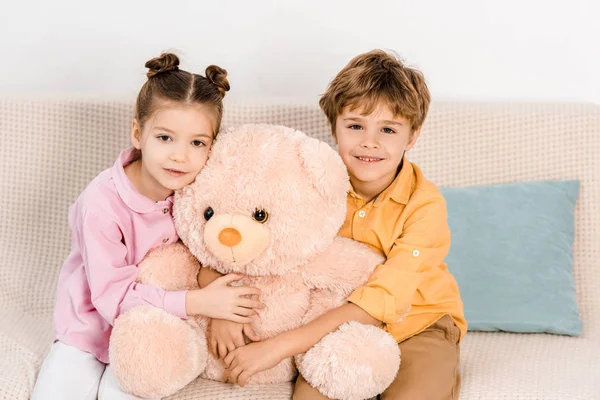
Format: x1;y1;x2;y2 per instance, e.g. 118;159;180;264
1;99;599;400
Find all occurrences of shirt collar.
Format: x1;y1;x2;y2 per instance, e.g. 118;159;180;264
387;156;414;205
348;156;414;207
112;147;173;214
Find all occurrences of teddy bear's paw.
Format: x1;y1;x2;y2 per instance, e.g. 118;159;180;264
109;305;208;398
296;321;400;400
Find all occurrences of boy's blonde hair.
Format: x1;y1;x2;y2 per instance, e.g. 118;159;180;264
319;49;431;133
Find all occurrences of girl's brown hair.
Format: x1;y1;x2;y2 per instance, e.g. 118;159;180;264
136;52;230;136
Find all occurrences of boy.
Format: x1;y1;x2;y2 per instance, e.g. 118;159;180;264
219;50;467;400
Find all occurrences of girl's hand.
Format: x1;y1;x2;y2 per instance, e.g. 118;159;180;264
185;274;261;323
209;319;261;359
224;337;289;386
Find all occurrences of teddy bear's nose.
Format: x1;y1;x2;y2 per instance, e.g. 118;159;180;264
218;228;242;247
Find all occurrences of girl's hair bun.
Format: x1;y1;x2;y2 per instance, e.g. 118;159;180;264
205;65;230;97
145;53;180;78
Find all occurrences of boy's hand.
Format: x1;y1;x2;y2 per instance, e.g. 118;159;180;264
185;274;262;323
209;319;261;359
224;337;289;386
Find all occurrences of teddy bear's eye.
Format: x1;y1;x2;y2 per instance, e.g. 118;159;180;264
203;207;214;221
252;209;269;223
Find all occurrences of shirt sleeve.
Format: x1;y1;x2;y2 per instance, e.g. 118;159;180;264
79;209;188;325
347;192;451;325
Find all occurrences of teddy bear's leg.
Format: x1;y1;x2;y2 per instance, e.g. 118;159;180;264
137;241;200;291
294;290;400;400
109;306;208;399
297;322;400;400
293;289;344;390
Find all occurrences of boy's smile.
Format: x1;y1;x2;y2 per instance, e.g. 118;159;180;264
334;100;420;202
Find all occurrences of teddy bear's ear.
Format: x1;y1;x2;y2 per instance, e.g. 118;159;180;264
296;135;350;201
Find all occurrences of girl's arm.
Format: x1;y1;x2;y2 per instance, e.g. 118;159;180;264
80;209;187;324
186;274;261;322
80;210;259;324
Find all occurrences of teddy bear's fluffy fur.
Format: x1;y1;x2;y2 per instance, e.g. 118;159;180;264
109;124;400;400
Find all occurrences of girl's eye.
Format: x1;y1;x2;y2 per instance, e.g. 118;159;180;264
382;127;396;134
192;140;205;147
348;124;362;130
158;135;171;142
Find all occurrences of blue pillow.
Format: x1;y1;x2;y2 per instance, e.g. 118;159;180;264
441;180;582;336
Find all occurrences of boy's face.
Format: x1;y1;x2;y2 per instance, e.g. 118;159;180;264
334;100;420;200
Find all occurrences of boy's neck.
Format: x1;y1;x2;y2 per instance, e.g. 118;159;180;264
350;174;395;204
350;160;404;204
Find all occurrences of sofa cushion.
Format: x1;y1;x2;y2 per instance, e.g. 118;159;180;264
460;332;600;400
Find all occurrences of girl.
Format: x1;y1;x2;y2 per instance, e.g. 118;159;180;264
32;53;261;400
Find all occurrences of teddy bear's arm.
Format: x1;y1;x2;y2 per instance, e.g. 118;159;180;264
300;236;384;298
137;241;201;291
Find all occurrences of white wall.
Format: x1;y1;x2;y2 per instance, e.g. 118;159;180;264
1;0;598;103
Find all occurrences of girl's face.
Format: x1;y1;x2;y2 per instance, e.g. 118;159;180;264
130;103;215;202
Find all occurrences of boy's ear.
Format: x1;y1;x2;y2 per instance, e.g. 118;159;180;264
131;119;142;149
405;127;422;152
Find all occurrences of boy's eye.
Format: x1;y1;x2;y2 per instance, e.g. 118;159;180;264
348;124;362;130
382;127;396;134
192;140;205;147
157;135;171;142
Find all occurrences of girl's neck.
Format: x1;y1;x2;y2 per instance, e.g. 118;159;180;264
124;159;173;203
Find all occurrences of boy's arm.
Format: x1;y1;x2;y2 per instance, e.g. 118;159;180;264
275;193;450;356
347;193;450;325
274;302;379;358
198;267;223;288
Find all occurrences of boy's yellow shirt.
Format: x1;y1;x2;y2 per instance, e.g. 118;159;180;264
341;157;467;343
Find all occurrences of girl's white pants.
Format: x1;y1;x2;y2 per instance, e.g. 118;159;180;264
31;341;158;400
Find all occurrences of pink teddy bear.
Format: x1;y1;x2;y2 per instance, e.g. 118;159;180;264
109;124;400;400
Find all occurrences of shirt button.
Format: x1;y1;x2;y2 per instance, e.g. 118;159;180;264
413;249;420;257
358;210;366;218
162;208;169;214
162;238;169;243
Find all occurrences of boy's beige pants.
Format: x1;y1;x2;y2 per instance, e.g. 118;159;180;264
293;315;461;400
